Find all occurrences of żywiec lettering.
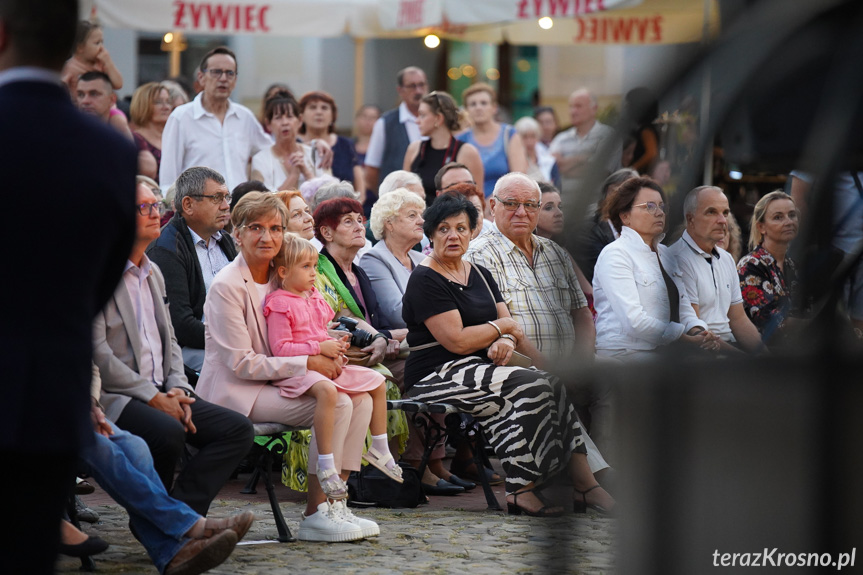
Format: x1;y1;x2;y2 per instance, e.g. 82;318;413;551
517;0;608;19
173;1;271;32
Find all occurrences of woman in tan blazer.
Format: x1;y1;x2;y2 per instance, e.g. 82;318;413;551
195;191;377;542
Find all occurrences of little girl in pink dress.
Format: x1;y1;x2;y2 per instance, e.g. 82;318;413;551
264;234;403;498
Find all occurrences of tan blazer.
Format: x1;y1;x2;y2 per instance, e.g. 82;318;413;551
92;262;193;422
195;253;307;416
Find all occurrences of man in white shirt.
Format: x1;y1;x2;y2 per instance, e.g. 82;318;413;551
668;186;766;353
159;47;271;191
364;66;427;191
550;88;620;197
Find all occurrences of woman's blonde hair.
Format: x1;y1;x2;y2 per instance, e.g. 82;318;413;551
369;188;426;240
272;233;319;290
130;82;170;126
748;190;795;250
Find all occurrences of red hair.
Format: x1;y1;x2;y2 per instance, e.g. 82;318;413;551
313;197;363;244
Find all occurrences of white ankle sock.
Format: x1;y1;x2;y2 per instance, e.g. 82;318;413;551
317;453;337;475
370;434;396;470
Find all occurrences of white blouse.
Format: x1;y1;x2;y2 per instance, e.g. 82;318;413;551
593;226;707;352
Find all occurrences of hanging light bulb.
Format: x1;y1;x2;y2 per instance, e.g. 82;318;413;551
424;34;441;49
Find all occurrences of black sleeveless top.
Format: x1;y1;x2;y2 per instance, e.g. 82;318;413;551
410;137;464;207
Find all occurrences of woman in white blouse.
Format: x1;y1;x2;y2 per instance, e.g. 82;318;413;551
593;177;719;359
251;92;326;191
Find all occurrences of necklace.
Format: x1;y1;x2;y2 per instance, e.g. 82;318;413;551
432;255;468;290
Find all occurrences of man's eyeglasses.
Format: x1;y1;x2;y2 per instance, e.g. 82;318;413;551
633;201;666;215
137;202;163;216
242;224;286;238
493;196;541;213
206;68;237;79
402;81;427;91
191;193;232;205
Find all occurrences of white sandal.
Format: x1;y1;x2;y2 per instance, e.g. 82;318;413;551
362;447;404;483
318;467;348;499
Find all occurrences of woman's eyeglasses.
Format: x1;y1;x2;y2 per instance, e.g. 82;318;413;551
633;201;666;215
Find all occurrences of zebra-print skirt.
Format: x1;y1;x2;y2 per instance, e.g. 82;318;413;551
407;356;585;493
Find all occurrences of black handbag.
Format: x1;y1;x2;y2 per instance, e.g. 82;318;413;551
346;462;425;508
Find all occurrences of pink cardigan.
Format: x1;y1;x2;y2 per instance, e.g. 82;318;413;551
195;253;307;416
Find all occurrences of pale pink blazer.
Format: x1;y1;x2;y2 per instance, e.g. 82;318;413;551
195;253;307;416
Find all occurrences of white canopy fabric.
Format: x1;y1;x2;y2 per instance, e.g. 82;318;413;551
89;0;722;46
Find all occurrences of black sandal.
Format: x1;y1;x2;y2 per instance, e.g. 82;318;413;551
507;487;565;517
574;484;612;515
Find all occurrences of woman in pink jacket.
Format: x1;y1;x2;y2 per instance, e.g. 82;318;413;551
195;192;377;543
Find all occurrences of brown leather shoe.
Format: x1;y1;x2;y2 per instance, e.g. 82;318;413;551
164;530;238;575
200;510;255;542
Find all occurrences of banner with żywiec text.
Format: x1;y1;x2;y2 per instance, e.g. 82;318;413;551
92;0;716;45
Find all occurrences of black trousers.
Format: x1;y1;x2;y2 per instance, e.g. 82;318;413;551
116;396;253;516
0;451;76;574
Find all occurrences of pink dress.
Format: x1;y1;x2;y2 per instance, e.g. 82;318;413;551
263;288;384;398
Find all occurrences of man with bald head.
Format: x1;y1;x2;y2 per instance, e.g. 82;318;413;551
464;172;614;475
550;88;620;197
364;66;428;191
668;186;766;353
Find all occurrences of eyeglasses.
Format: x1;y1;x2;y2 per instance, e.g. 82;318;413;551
633;201;666;215
493;196;541;213
137;202;163;216
190;193;231;205
242;224;286;238
206;68;237;79
153;99;172;106
402;81;427;91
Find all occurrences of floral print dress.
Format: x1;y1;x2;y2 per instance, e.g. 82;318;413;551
737;245;801;343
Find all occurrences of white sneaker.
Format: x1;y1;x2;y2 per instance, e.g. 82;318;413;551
298;501;364;542
331;499;380;538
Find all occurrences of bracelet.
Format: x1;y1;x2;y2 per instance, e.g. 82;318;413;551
487;320;503;339
371;332;388;343
499;333;517;344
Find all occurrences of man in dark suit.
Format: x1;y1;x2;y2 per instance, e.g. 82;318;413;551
147;166;237;373
93;181;254;516
0;1;137;572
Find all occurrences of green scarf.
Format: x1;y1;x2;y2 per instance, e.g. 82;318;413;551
316;253;365;319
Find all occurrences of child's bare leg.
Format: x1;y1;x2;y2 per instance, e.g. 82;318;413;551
305;381;347;498
367;382;387;436
365;382;402;481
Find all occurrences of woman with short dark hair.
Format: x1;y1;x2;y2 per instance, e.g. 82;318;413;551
403;193;615;516
593;177;719;358
251;94;322;191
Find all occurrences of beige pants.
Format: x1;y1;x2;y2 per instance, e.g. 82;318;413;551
248;385;372;473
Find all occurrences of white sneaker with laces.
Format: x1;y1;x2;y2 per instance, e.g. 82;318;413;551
298;501;364;542
331;499;380;538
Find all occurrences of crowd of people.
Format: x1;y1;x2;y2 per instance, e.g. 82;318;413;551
5;6;862;573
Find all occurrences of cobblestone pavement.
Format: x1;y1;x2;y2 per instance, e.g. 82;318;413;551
59;470;616;574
